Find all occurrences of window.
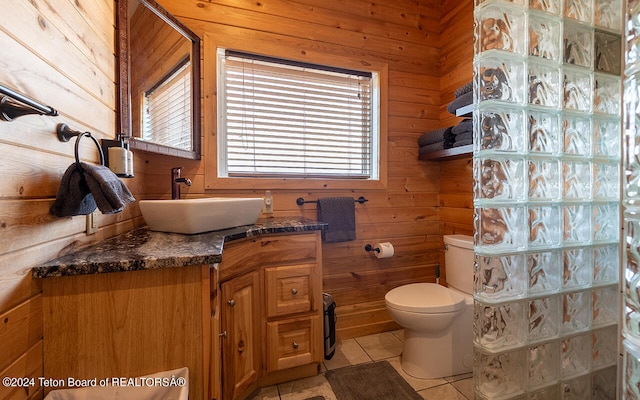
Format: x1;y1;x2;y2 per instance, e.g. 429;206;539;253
142;57;191;150
217;49;379;180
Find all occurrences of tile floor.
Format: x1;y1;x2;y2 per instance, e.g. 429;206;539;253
249;330;474;400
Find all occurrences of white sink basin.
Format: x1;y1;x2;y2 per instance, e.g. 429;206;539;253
139;197;264;234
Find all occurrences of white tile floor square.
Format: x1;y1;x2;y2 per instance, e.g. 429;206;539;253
249;330;474;400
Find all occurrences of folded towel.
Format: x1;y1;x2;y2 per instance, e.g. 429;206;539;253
454;139;473;147
452;119;473;135
317;197;356;243
50;163;98;217
80;162;135;214
418;127;450;147
443;127;456;147
454;131;473;143
454;81;473;98
447;91;473;114
419;141;445;154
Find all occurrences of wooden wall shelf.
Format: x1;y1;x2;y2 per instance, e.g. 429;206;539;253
419;144;472;161
418;104;473;161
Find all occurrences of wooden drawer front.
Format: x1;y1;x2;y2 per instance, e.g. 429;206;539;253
265;264;315;317
266;315;321;371
259;233;319;266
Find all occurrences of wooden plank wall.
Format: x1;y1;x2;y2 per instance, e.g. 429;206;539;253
438;1;474;244
141;0;448;339
0;3;477;395
0;1;142;399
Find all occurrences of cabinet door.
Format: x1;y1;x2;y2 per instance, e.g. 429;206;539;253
221;271;260;400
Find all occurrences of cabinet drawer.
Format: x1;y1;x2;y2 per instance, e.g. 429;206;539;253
266;315;321;372
265;264;317;317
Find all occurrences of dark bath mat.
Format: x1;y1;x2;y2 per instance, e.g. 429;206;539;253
325;361;422;400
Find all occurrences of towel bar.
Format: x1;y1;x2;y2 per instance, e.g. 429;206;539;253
0;84;58;121
296;196;368;206
57;123;104;166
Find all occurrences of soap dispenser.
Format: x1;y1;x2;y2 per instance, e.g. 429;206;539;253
103;135;135;178
107;136;128;176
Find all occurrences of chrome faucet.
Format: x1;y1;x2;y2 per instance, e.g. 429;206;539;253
171;167;192;200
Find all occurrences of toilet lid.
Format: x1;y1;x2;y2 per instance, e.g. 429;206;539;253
385;283;465;313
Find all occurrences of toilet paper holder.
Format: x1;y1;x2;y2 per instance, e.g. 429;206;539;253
365;242;394;258
364;244;380;253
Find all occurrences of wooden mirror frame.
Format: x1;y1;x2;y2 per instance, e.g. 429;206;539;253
117;0;201;159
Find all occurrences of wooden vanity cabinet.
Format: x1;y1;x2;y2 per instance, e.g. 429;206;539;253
218;232;323;400
40;229;323;400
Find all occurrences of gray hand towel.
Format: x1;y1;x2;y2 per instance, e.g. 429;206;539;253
317;197;356;243
80;162;135;214
447;91;473;114
454;131;473;143
50;163;98;217
454;81;473;98
419;141;445;154
443;126;456;147
452;119;473;135
454;139;473;147
418;127;449;147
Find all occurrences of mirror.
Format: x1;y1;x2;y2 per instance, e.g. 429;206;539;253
117;0;201;159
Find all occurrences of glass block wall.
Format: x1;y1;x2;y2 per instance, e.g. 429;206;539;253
624;1;640;398
473;0;622;398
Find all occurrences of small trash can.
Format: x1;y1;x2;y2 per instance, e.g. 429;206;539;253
323;292;337;360
43;367;189;400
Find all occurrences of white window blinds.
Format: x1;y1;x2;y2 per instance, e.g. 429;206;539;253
142;59;191;150
218;50;377;178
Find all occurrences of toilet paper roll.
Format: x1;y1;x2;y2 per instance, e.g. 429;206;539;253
374;242;394;258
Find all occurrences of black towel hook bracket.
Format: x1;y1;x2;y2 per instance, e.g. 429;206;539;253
296;196;368;206
57;123;104;166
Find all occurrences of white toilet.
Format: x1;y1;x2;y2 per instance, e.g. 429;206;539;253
385;234;474;379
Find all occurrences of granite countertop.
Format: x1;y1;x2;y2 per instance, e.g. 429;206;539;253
32;217;327;278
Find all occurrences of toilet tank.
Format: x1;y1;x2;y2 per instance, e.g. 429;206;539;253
443;235;474;295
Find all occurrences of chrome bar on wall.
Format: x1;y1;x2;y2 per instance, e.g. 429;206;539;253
0;84;58;121
296;196;368;206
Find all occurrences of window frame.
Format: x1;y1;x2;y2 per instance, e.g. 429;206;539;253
203;36;388;191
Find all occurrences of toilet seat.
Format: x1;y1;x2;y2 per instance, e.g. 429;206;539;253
385;283;465;313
